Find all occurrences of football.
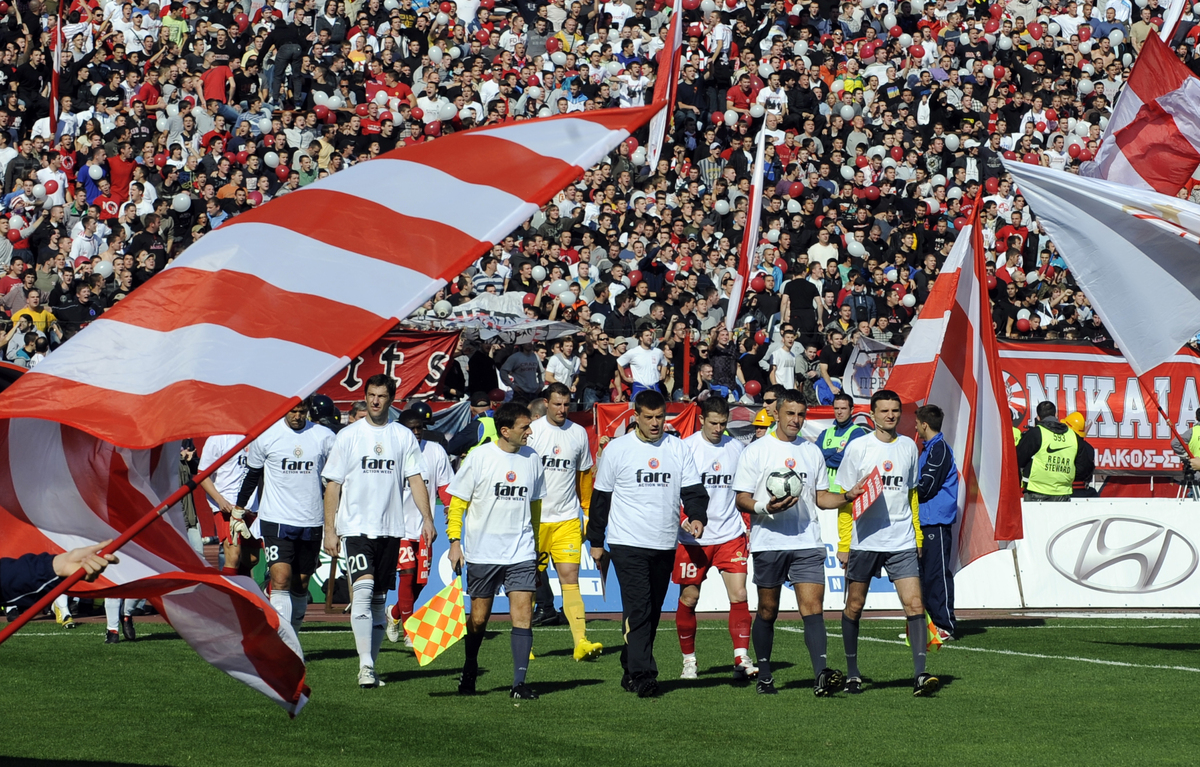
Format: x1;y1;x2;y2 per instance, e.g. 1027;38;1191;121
765;470;804;500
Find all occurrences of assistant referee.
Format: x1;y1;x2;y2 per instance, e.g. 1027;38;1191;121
587;390;709;698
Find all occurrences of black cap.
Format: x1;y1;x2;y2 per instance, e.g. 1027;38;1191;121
470;391;490;407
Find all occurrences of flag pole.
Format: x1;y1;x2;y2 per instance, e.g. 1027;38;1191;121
1131;373;1194;460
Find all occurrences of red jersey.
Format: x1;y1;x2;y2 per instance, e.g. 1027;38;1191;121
200;65;233;103
108;156;137;202
725;84;758;111
94;195;121;221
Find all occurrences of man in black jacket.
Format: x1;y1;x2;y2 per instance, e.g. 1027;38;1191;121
2;542;117;614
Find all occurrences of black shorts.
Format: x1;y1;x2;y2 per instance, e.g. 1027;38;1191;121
846;549;920;583
466;560;538;599
752;548;825;588
344;536;402;594
261;522;322;578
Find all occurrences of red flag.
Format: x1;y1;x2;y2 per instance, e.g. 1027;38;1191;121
645;0;683;169
0;419;309;715
726;130;765;331
886;203;1023;569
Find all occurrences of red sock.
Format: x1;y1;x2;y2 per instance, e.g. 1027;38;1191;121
729;601;751;656
676;600;697;655
221;566;238;577
391;570;417;622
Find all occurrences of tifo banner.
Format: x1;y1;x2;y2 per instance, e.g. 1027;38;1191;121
430;291;580;343
317;331;459;404
844;337;900;403
1016;500;1200;609
998;342;1200;475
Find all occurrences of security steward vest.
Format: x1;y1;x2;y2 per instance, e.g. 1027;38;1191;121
1026;425;1078;496
1190;427;1200;463
465;416;497;455
822;424;867;492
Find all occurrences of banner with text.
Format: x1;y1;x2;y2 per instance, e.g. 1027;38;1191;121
317;331;460;404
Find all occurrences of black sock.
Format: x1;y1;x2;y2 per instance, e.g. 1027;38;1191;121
842;613;860;679
512;627;533;686
907;614;927;677
464;629;484;674
751;616;774;681
802;613;827;678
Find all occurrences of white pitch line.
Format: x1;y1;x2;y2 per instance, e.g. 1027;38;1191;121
777;627;1200;673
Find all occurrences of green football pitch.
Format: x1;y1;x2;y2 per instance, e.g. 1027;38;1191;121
1;613;1197;767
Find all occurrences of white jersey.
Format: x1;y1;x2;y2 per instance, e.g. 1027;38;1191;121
403;438;453;539
527;416;594;524
769;346;797;389
682;432;745;546
617;344;666;386
321;418;427;539
198;434;256;512
593;431;702;551
246;419;336;528
447;442;545;566
836;433;920;552
733;434;828;552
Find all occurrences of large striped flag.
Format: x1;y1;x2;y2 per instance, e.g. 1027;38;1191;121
725;128;765;331
0;106;664;708
886;206;1023;570
1080;34;1200;195
1005;161;1200;378
645;0;683;169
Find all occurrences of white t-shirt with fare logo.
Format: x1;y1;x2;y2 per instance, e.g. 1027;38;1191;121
594;431;702;551
448;442;545;565
321;418;426;539
836;433;920;552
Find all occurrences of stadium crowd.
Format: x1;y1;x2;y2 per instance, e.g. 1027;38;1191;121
0;0;1194;397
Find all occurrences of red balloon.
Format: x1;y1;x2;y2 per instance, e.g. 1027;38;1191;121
683;0;700;10
356;103;369;116
1035;121;1047;133
890;145;904;161
908;44;925;58
475;30;490;44
984;19;1000;34
953;216;967;230
754;330;768;345
545;37;561;53
989;4;1002;18
889;25;902;38
1016;318;1031;333
235;150;249;164
629;270;642;285
1152;16;1164;28
993;65;1006;81
1078;25;1091;42
625;136;639;151
855;154;869;168
323;112;337;125
1023;152;1039;165
815;215;825;228
665;271;676;284
439;1;452;12
788;181;804;198
986;275;998;290
725;0;737;7
712;111;724;125
411;107;425;121
1068;143;1082;158
678;256;692;272
865;185;880;201
750;276;766;292
234;12;248;31
44;179;58;195
479;0;494;8
1028;22;1043;40
1028;51;1043;66
1003;150;1017;160
489;388;507;403
425;121;442;136
522;292;536;305
6;229;20;242
985;177;999;194
1078;148;1094;162
154;153;168;168
379;110;393;122
276;165;290;181
774;258;788;270
222;151;236;165
314;104;329;120
1045;108;1058;122
744;380;762;396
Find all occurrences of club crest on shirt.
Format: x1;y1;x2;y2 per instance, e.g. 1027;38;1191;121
553;445;562;455
374;443;384;455
883;460;893;472
293;446;303;458
506;470;517;482
711;461;721;472
784;457;796;469
648;458;660;469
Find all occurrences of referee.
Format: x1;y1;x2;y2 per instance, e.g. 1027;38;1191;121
587;390;709;698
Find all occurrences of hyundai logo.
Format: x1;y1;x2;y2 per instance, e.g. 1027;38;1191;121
1046;516;1199;594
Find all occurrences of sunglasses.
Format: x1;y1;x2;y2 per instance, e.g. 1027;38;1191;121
763;398;777;405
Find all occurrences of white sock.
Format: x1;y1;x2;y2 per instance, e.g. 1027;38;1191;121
54;594;70;616
370;595;387;665
105;598;121;631
351;579;375;668
290;593;307;634
270;589;292;626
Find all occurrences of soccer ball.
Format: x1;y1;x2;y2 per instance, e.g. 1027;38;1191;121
765;470;803;499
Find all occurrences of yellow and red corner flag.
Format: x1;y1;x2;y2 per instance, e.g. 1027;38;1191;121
404;576;466;666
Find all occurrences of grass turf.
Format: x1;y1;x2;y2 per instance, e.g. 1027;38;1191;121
1;614;1197;766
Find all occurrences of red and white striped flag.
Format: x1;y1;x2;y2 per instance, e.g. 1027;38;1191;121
1081;34;1200;195
0;418;309;715
645;0;683;170
885;208;1023;570
0;107;662;449
726;129;765;332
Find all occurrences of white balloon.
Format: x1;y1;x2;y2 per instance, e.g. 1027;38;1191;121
384;0;399;9
439;101;457;121
429;46;444;63
795;40;809;56
1067;117;1078;133
724;109;738;126
1110;29;1124;45
1099;116;1109;130
538;107;552;117
758;63;774;79
264;151;280;168
156;116;169;132
902;293;917;307
313;91;329;106
847;241;866;257
983;64;994;78
172;193;191;212
841;165;854;180
605;60;623;76
884;13;896;27
549;279;570;296
787;199;801;214
166;103;179;117
1048;21;1060;35
327;94;345;109
551;51;568;66
898;34;913;48
95;260;114;279
1026;271;1041;283
715;200;730;215
840;104;855;120
258;117;273;133
960;32;970;45
1079;40;1092;54
1076;119;1091;135
765;229;779;243
984;33;996;46
631;147;648;166
434;300;452;317
90;83;103;96
1017;308;1031;320
1082;62;1094;75
526;86;543;100
749;103;765;118
558;291;576;306
449;46;461;60
32;184;45;200
88;164;104;180
931;174;946;187
831;79;845;92
374;90;389;105
532;265;547;281
944;134;960;151
531;211;546;230
998;35;1013;50
1078;78;1093;95
435;12;449;25
1122;53;1133;66
700;0;716;10
947;187;963;200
